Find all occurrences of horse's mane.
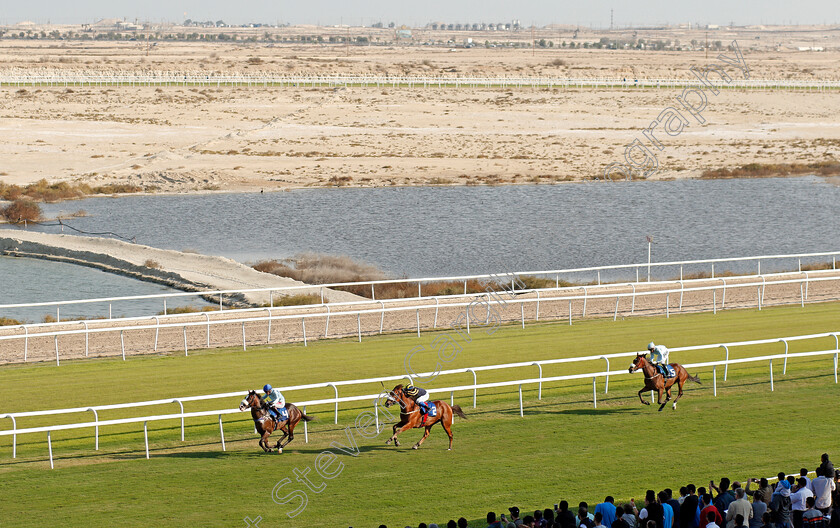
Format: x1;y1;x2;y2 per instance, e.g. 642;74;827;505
392;384;404;391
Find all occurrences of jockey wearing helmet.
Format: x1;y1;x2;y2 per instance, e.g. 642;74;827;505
647;342;670;376
261;384;287;423
403;384;431;423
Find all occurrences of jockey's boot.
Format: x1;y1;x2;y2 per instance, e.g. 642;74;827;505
418;402;428;425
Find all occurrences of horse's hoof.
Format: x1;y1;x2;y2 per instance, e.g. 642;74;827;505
385;439;391;445
412;444;419;450
672;403;677;410
448;448;452;451
277;449;283;454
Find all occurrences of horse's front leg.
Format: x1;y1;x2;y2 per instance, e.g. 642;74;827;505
387;421;412;447
638;386;651;405
260;432;272;452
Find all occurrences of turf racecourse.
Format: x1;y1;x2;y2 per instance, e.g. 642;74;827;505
1;302;839;527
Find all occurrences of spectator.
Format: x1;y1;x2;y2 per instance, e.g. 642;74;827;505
419;524;428;528
659;491;675;528
557;502;576;528
666;489;682;528
458;519;468;528
622;503;639;528
379;525;387;528
523;516;536;528
680;488;689;506
751;491;769;528
800;469;813;490
819;455;834;481
712;479;737;517
579;507;595;528
811;468;836;514
488;512;503;528
707;511;721;528
682;485;700;528
700;494;723;528
770;479;793;528
748;479;774;506
534;510;544;528
792;477;815;528
612;511;631;528
596;497;618;528
543;509;555;528
726;488;753;528
761;512;772;528
595;512;608;528
640;491;665;528
733;515;748;528
802;497;826;528
578;503;595;528
505;507;523;527
447;521;457;528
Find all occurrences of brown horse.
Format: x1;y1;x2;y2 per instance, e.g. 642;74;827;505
383;384;467;450
628;354;701;411
239;390;314;453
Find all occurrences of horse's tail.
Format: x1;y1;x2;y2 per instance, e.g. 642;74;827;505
687;372;701;384
300;413;315;422
451;404;467;420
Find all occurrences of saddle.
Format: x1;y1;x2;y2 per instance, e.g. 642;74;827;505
418;401;437;425
657;364;676;378
271;406;289;422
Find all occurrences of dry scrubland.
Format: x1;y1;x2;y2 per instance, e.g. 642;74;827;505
1;27;840;193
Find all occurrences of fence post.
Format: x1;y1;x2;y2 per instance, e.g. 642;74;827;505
532;362;543;399
721;345;730;381
120;330;126;360
666;294;670;318
416;309;421;337
2;415;16;458
780;339;789;375
713;366;717;396
173;399;185;441
183;326;188;355
48;430;54;469
328;383;339;424
722;279;727;308
433;298;439;328
22;326;28;362
769;359;774;391
55;335;60;366
601;356;611;393
518;384;524;417
582;287;588;317
87;408;99;450
242;322;247;350
614;297;620;321
219;415;226;451
520;303;525;329
265;309;272;343
592;377;597;408
569;300;572;325
325;306;331;338
154;316;160;352
467;369;477;407
536;291;540;321
631;284;636;314
357;313;362;342
374;402;379;435
713;289;717;314
83;322;89;356
302;318;307;346
144;421;150;459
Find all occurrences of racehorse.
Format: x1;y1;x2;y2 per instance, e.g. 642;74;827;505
628;354;701;411
383;384;467;450
239;390;314;453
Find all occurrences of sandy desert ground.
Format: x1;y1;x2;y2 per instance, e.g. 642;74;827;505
1;27;839;193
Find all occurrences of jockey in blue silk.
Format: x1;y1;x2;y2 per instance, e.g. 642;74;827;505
403;384;431;423
647;342;671;376
261;384;287;423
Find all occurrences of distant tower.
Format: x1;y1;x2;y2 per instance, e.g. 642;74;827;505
610;8;614;30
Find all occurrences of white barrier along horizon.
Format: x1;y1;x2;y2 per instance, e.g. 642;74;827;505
2;270;840;365
1;330;838;468
1;70;839;92
1;249;838;321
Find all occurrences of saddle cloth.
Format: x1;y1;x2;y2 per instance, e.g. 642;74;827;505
659;365;676;378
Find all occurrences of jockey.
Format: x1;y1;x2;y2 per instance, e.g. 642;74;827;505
261;384;287;423
647;342;670;376
403;384;431;422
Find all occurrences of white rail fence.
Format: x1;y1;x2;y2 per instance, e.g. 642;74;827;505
1;70;839;91
2;250;838;322
1;331;838;468
2;272;839;365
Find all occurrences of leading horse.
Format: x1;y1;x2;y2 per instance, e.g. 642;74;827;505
628;354;701;411
384;384;467;450
239;390;314;453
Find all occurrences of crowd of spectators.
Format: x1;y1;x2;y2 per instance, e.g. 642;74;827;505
379;454;839;528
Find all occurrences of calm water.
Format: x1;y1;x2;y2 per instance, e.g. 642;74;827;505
0;257;213;322
2;177;839;319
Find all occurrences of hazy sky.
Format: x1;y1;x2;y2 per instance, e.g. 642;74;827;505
1;0;839;27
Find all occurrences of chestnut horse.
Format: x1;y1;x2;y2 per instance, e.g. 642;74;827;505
629;354;701;411
239;390;314;453
384;384;467;450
